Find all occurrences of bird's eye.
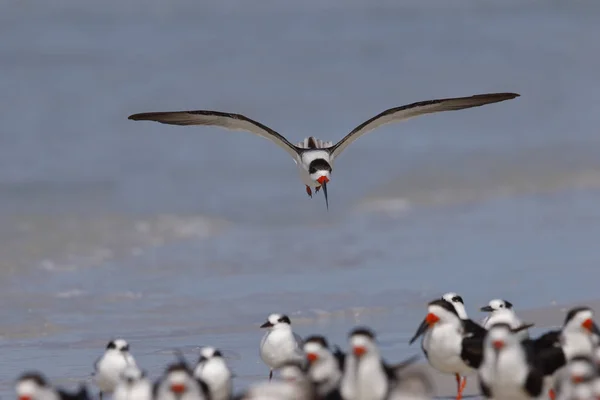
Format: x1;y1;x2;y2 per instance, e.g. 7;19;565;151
121;345;129;352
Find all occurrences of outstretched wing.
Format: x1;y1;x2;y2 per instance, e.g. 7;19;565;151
329;92;520;159
128;110;301;160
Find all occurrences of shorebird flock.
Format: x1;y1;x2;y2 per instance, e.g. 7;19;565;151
14;91;595;400
14;294;600;400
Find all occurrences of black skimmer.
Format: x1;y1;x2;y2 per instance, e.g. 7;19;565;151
531;306;600;399
303;335;344;400
259;313;305;381
15;372;90;400
409;298;486;400
553;355;597;400
128;92;520;210
441;292;488;395
478;322;551;400
153;361;209;400
341;327;420;400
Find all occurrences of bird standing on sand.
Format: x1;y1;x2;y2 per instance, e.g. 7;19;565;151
441;292;488;395
478;323;550;400
94;339;137;400
193;347;232;400
113;366;152;400
128;92;519;210
235;362;315;400
154;362;209;400
303;335;344;400
409;298;485;400
259;313;305;381
533;306;600;400
15;372;90;400
340;327;419;400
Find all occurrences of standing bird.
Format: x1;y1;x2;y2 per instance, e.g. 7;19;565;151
340;327;418;400
303;335;344;400
259;313;305;381
128;92;519;210
553;356;597;400
235;362;315;400
113;366;152;400
154;362;209;400
532;306;600;399
193;347;233;400
478;323;554;400
441;292;487;394
94;339;137;400
409;298;486;400
481;299;530;339
15;372;90;400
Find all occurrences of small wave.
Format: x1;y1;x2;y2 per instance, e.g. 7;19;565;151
0;213;229;276
55;289;86;299
355;147;600;215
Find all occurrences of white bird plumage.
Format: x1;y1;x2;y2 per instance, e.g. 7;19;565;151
94;339;137;399
113;366;152;400
259;313;304;381
193;347;232;400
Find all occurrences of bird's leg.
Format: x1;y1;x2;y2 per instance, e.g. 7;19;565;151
455;374;467;400
99;392;103;400
315;186;321;193
269;369;273;381
549;389;556;400
305;186;312;198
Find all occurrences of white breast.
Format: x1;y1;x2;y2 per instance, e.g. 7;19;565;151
423;325;472;376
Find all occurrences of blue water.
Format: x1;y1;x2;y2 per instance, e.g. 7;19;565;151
1;0;600;397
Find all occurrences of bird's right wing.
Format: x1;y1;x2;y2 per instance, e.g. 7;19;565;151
329;92;519;159
128;110;301;161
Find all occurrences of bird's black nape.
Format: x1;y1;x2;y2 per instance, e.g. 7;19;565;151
322;181;329;210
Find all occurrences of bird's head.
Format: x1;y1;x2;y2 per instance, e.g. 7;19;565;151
308;159;332;210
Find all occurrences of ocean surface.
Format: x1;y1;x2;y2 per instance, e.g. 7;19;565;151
2;0;600;397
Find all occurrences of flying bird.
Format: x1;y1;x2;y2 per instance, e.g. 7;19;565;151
128;92;519;210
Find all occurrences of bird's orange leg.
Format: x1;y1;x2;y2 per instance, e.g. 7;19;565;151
315;186;321;193
456;374;467;400
549;389;556;400
305;185;312;198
